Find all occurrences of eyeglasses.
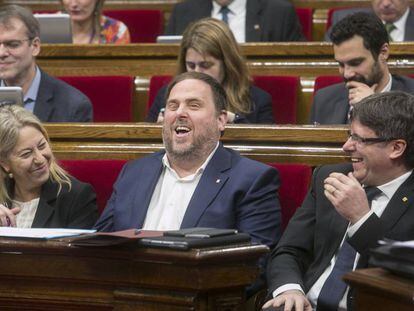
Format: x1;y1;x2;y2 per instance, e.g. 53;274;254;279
347;130;395;145
0;39;32;51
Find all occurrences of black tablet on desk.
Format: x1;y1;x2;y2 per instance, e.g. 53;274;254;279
138;232;250;250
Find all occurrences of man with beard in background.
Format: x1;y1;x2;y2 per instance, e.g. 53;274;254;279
310;12;414;125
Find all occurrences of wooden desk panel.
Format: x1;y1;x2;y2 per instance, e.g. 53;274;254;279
37;43;414;123
45;123;349;166
344;268;414;311
0;237;267;310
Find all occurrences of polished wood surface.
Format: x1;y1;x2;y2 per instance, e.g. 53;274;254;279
344;268;414;311
37;42;414;123
0;237;267;310
45;123;349;165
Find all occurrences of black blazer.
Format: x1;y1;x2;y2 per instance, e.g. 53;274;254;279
28;177;98;229
34;70;93;122
267;163;414;295
310;75;414;124
165;0;304;42
145;84;275;123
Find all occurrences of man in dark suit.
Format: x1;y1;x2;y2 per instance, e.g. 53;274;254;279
0;5;92;122
94;71;281;249
165;0;304;42
325;0;414;41
264;91;414;311
310;12;414;125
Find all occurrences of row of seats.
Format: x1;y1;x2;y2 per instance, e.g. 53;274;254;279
58;75;346;123
36;8;347;42
59;159;312;230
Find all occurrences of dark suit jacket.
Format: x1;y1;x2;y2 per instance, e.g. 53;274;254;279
325;8;414;41
165;0;304;42
10;177;98;229
310;75;414;124
34;70;93;122
267;163;414;296
94;144;282;248
145;85;275;123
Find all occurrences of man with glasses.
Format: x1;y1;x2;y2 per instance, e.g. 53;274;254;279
0;5;92;122
264;91;414;311
310;12;414;125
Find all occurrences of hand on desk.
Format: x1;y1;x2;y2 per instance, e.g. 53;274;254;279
0;204;20;227
262;290;312;311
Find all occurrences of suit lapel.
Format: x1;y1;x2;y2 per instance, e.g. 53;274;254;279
180;145;231;227
245;0;262;41
33;71;54;122
379;172;414;231
31;180;57;228
133;154;165;228
404;9;414;41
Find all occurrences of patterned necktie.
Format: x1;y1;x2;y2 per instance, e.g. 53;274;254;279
385;23;396;41
316;186;382;311
219;6;230;24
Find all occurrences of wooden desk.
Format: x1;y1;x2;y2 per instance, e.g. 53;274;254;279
344;268;414;311
37;43;414;123
45;123;349;166
0;237;267;310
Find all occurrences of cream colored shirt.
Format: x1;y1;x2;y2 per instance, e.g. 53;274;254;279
385;8;409;42
142;143;219;230
212;0;246;42
13;198;40;228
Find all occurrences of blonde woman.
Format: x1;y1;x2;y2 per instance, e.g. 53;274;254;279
61;0;130;44
146;18;274;124
0;105;98;228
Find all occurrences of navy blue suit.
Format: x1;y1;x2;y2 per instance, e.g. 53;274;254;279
94;144;282;248
146;85;275;124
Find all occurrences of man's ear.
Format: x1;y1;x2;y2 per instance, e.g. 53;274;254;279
389;139;407;160
217;109;227;132
379;43;389;63
31;37;41;57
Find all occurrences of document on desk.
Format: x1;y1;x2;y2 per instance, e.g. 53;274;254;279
0;227;96;239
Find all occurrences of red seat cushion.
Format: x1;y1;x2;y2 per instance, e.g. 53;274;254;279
296;7;313;41
148;75;299;124
58;76;134;122
268;163;312;230
253;76;299;124
60;159;127;214
104;9;163;43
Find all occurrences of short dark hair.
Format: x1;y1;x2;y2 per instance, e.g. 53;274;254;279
330;12;389;60
351;91;414;168
165;71;227;115
0;5;40;39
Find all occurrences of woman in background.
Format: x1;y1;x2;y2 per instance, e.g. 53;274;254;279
0;105;98;228
61;0;130;44
146;18;274;124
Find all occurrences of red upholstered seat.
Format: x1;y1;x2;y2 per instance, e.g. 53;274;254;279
313;75;343;94
295;7;313;41
60;159;127;214
58;76;134;122
148;75;300;124
104;9;163;43
268;163;312;230
253;76;299;124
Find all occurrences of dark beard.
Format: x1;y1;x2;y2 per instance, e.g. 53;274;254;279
343;60;383;87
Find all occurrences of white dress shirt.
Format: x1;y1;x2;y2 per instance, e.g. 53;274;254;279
385;8;409;42
273;170;412;310
211;0;246;42
142;143;219;230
